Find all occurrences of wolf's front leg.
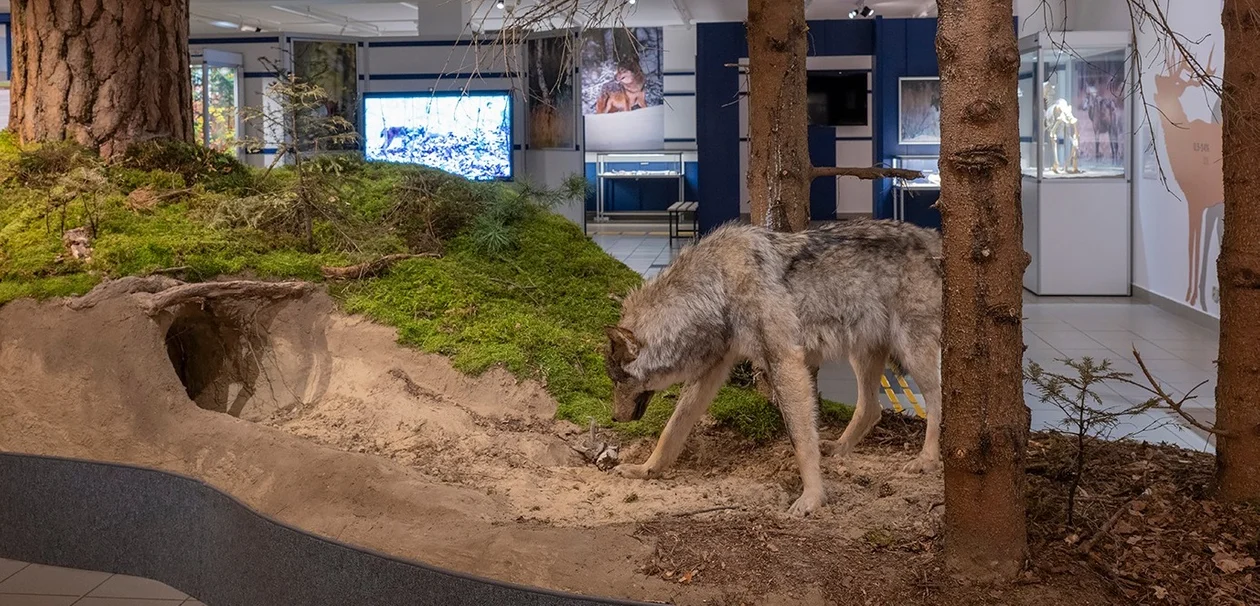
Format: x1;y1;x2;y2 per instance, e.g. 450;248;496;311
614;357;734;480
770;349;826;517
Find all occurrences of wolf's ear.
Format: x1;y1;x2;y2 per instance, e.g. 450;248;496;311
604;325;640;364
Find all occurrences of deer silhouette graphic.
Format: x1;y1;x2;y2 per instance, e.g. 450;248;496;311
1153;46;1223;308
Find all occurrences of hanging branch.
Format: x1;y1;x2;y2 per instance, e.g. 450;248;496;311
812;166;925;181
1116;348;1234;437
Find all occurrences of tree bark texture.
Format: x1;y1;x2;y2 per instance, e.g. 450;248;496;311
1216;0;1260;503
936;0;1030;580
745;0;811;232
9;0;194;159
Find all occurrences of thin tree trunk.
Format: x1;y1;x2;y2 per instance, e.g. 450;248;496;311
745;0;811;232
9;0;193;159
936;0;1029;580
1216;0;1260;503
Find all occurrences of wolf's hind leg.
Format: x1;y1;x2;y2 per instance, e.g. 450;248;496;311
769;348;826;517
901;344;942;473
827;348;888;457
614;356;735;480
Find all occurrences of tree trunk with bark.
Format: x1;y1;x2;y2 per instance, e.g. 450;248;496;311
936;0;1030;580
8;0;194;159
745;0;811;232
1215;0;1260;503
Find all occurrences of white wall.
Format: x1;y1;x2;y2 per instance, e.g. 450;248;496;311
662;26;697;152
1129;1;1224;316
1020;0;1226;316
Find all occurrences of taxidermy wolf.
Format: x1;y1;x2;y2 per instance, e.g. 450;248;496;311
604;219;943;516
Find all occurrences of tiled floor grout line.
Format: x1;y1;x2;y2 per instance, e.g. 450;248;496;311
0;562;29;585
69;572;117;604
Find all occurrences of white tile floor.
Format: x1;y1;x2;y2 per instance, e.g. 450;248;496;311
593;233;1218;454
0;558;202;605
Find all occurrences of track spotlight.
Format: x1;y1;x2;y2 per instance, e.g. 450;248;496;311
628;0;637;4
496;1;505;8
860;6;874;17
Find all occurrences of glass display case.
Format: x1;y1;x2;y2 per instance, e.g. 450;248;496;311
593;152;685;222
1020;35;1129;180
891;156;939;222
1019;31;1133;296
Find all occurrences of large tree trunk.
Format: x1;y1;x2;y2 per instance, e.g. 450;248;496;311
745;0;811;232
9;0;194;159
1216;0;1260;503
936;0;1029;580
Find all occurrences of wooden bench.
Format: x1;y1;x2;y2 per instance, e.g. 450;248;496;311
668;201;699;245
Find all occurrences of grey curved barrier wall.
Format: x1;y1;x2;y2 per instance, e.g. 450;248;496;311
0;452;661;606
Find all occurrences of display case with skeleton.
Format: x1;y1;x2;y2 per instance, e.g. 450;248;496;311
1018;31;1133;297
1019;37;1129;180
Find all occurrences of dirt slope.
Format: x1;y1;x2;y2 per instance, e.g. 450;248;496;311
0;280;1116;605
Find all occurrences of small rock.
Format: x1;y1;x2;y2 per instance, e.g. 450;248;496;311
595;445;620;470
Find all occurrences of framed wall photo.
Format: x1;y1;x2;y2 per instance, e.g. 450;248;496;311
526;34;577;150
898;76;941;145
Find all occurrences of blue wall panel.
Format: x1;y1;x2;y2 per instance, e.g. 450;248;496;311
808;126;837;221
695;22;747;232
872;18;941;223
696;19;883;234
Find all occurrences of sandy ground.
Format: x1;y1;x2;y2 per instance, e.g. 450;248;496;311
0;280;1116;605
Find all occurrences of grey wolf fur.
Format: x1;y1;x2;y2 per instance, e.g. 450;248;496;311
604;219;943;516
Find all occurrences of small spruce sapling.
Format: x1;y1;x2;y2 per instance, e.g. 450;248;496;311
1025;357;1158;525
237;57;359;252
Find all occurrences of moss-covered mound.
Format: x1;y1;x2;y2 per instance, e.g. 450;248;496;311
0;132;849;438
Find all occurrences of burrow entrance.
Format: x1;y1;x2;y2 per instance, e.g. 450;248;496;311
164;303;265;417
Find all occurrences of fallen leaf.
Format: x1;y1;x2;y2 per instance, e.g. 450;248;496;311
1065;534;1080;545
1213;552;1256;574
1153;586;1167;599
679;570;697;584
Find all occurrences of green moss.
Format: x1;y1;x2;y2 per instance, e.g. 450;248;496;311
0;273;100;304
109;168;186;193
0;137;850;442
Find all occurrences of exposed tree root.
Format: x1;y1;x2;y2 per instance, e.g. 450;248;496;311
132;280;312;316
320;254;439;281
65;276;184;310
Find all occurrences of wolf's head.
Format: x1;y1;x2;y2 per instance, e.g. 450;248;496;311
603;325;656;422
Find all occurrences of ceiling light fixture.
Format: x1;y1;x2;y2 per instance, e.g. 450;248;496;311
209;20;239;29
496;1;505;8
270;5;379;34
628;0;637;4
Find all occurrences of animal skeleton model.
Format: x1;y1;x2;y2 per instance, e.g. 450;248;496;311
1042;80;1081;174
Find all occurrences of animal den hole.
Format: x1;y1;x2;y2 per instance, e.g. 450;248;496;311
165;304;266;418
